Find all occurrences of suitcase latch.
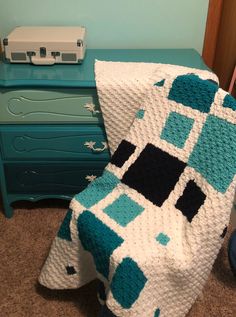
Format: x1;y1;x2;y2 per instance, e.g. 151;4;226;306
40;47;47;58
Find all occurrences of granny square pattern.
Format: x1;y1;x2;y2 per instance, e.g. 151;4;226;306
39;62;236;317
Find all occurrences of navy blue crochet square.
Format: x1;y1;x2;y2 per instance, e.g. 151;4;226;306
66;266;76;275
168;74;218;113
175;180;206;222
111;140;136;168
122;144;186;206
220;226;228;238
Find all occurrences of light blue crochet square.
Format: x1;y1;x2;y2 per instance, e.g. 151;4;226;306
161;112;194;148
188;115;236;193
156;232;170;246
103;194;144;227
75;171;120;208
136;109;145;119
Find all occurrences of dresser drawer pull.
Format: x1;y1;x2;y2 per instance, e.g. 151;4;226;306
84;103;100;115
84;141;108;152
85;175;97;182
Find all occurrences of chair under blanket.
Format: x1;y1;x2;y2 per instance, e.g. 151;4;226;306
39;64;236;317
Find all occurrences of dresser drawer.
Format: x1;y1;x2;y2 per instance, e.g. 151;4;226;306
5;162;107;194
0;125;110;160
0;88;102;124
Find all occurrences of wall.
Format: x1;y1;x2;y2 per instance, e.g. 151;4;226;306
0;0;209;53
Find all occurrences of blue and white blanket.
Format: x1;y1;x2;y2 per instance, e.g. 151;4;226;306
39;62;236;317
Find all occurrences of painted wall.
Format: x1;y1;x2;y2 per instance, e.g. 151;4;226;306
0;0;209;53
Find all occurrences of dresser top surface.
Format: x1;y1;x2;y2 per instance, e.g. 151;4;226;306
0;49;209;88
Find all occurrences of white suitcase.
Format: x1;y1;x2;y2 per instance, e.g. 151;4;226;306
2;26;86;65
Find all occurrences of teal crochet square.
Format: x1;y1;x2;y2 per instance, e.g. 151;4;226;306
103;194;144;227
77;210;124;279
156;232;170;246
188;115;236;193
154;308;161;317
161;111;194;148
57;209;72;241
154;79;165;87
168;74;218;113
223;94;236;111
111;257;147;308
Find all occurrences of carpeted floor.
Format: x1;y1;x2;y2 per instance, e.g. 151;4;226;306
0;198;236;317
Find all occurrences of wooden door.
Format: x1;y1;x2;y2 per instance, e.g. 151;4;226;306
203;0;236;96
213;0;236;94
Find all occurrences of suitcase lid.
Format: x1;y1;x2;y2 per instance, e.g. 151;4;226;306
6;26;86;44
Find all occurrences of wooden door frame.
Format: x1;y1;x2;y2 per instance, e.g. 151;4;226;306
202;0;224;68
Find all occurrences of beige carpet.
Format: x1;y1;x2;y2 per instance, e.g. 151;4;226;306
0;198;236;317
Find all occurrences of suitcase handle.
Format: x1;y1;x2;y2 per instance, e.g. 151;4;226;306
31;56;56;65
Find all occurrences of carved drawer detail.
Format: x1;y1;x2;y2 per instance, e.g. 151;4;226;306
0;88;102;123
1;126;110;160
5;162;107;194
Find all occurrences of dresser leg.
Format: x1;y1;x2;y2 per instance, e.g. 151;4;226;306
0;155;14;217
2;198;14;218
2;193;14;218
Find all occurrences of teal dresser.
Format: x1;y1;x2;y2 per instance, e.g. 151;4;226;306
0;49;208;217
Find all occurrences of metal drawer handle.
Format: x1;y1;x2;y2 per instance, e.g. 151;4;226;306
85;175;97;182
84;141;108;152
84;103;100;115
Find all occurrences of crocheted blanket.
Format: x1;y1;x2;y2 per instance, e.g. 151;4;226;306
39;62;236;317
